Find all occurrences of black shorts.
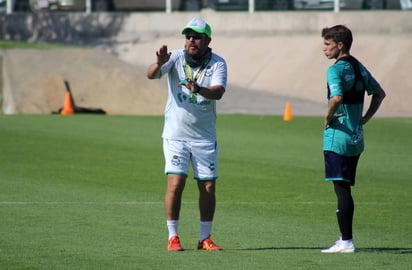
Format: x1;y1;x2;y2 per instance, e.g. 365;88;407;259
324;151;360;186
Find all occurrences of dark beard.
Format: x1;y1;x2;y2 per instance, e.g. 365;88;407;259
184;47;212;68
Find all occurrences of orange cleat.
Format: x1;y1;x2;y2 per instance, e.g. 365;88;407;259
197;235;223;251
167;235;184;251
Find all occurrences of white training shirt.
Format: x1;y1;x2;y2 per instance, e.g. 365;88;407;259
159;49;227;142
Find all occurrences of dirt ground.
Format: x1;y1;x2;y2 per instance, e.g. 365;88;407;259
1;33;411;117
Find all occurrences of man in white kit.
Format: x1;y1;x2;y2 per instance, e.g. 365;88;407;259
147;17;227;251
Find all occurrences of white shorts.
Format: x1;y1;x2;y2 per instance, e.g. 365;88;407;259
163;139;218;180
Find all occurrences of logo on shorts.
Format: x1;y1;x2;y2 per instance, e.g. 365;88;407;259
171;155;181;166
208;163;215;171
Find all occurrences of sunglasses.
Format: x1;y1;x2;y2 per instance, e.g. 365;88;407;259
185;34;204;40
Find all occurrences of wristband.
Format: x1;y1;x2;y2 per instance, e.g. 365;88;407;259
193;84;201;93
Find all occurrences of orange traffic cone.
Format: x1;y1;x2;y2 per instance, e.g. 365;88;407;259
61;91;75;115
283;101;293;121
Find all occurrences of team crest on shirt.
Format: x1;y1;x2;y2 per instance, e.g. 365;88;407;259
171;155;181;166
204;68;213;77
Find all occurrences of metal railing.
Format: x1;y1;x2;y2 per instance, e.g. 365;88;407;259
7;0;410;14
5;0;175;14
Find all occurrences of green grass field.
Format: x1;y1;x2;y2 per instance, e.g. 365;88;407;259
0;115;411;269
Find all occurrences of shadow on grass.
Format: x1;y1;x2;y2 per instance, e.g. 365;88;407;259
239;247;412;254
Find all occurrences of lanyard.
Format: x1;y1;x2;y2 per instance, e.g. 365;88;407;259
184;57;210;101
184;56;211;83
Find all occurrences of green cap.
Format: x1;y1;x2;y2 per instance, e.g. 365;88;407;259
181;17;212;38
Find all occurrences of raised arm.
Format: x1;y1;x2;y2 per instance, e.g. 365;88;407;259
147;45;171;79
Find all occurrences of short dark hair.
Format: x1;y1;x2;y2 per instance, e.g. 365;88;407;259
322;25;353;53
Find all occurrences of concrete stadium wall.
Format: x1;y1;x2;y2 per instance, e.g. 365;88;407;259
1;11;411;116
0;10;411;44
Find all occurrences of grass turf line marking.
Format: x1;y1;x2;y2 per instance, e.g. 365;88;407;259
0;201;408;206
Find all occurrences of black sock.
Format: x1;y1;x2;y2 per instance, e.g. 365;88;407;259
333;181;354;240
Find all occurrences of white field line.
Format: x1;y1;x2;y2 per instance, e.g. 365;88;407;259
0;201;406;206
0;201;163;205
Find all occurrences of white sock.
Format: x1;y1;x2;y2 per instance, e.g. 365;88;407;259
340;237;353;243
167;220;178;240
199;221;212;242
